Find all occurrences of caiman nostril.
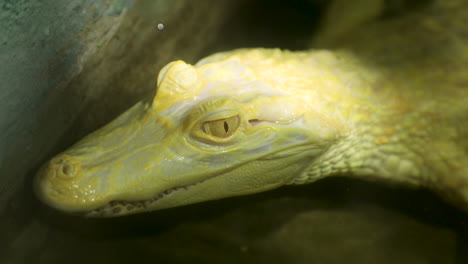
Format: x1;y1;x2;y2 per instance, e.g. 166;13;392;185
50;155;81;179
61;164;75;177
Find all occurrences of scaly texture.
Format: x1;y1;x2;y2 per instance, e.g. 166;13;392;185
35;0;467;217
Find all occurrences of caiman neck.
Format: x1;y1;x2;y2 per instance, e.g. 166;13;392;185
292;50;467;200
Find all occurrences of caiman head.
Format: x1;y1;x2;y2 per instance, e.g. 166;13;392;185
35;49;351;217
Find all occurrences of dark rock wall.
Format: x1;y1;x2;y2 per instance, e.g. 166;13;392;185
0;0;130;207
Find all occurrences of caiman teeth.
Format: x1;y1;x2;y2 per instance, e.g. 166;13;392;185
86;179;206;217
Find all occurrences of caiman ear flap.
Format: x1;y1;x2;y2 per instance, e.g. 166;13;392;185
153;60;199;110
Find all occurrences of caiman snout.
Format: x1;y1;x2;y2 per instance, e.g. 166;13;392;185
48;155;81;179
35;154;101;212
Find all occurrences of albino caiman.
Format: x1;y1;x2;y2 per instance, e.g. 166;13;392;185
35;0;468;217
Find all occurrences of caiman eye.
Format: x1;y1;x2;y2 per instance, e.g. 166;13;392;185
201;116;240;138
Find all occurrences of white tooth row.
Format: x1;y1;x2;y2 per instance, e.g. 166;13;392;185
87;179;207;216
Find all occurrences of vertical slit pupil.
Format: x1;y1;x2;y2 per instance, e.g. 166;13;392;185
224;121;229;133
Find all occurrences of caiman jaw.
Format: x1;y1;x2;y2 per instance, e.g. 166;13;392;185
86;179;209;217
36;153;205;217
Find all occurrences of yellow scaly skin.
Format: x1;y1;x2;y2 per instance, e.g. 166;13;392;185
35;1;467;217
